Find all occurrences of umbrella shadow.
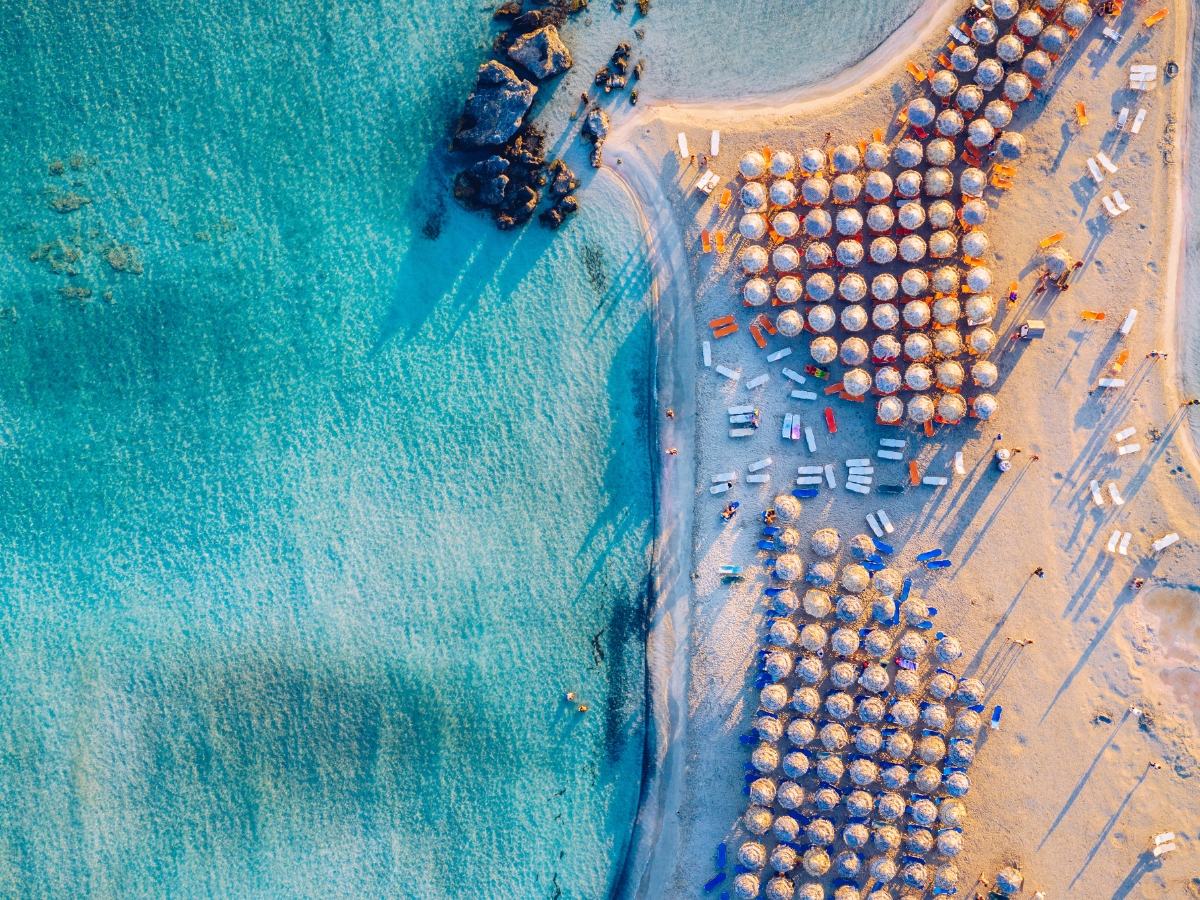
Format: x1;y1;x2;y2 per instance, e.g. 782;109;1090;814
963;577;1033;679
946;463;1032;567
979;641;1028;702
1067;768;1151;891
1051;121;1077;173
1037;709;1133;850
1110;852;1157;900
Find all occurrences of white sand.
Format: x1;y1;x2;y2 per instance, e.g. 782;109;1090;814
615;2;1200;898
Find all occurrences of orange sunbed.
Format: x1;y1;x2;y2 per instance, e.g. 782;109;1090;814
709;315;735;329
937;53;951;69
994;164;1017;177
749;323;766;348
714;231;726;253
1076;102;1088;126
839;392;864;403
873;128;883;142
701;229;711;253
906;62;925;82
713;323;738;339
1082;310;1106;321
758;314;777;336
909;461;920;485
1145;8;1168;26
1039;232;1064;248
1112;349;1129;373
718;189;731;210
924;420;935;438
824;382;844;395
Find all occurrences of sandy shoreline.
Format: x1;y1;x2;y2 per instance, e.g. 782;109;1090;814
611;1;1200;897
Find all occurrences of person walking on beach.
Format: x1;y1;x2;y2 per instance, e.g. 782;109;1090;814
666;448;678;455
1033;567;1044;578
1147;350;1167;359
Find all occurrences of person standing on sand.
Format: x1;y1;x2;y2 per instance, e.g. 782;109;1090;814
1033;567;1044;578
666;448;677;455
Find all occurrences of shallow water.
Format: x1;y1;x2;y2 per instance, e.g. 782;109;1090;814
0;0;925;897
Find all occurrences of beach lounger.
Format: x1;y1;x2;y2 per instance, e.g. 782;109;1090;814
713;323;738;338
1118;443;1141;455
878;484;905;495
878;510;894;534
1154;832;1176;847
877;450;904;461
989;706;1003;730
747;474;769;484
867;514;884;538
1114;426;1137;442
711;130;720;157
846;458;870;468
1096;151;1118;174
927;559;952;569
1106;530;1122;553
1153;842;1176;858
1120;308;1138;335
1102;26;1122;42
792;390;817;400
678;133;689;159
805;427;816;453
702;340;712;367
795;476;823;486
1129;65;1156;91
793;488;819;499
757;314;776;336
710;483;732;494
909;461;920;486
916;549;943;562
1090;480;1105;505
782;413;794;439
749;458;771;472
1152;532;1179;552
790;418;801;442
730;428;755;437
824;465;837;489
873;538;893;555
1113;190;1131;213
954;452;965;475
1108;483;1125;505
1102;195;1121;217
1098;378;1126;387
847;475;872;486
749;323;766;348
713;472;736;483
729;405;755;415
1131;108;1147;134
848;467;874;476
747;374;769;389
756;540;773;550
729;414;756;424
824;408;837;434
798;466;823;475
1117;107;1129;129
1086;158;1103;184
922;477;948;487
846;483;870;495
782;367;806;385
879;438;907;449
716;366;740;381
767;347;791;363
1118;532;1132;555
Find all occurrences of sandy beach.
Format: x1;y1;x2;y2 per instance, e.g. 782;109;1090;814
612;2;1200;898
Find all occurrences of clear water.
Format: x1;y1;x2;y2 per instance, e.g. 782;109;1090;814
0;0;923;897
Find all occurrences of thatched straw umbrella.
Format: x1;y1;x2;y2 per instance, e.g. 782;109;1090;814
955;83;984;113
773;210;801;238
749;777;777;806
742;181;767;210
923;704;950;732
868;857;897;885
876;395;904;424
870;569;899;601
975;58;1004;90
831;627;860;657
776;781;804;812
937;830;964;858
864;171;893;203
966;292;996;323
807;816;837;847
968;326;997;355
895;139;922;168
776;275;803;304
873;305;900;333
940;798;967;828
907;97;936;128
895;170;922;199
743;277;771;306
973;393;999;420
997;33;1024;64
928;670;956;700
776;309;804;337
863;629;892;657
800;624;827;653
802;588;832;619
836;240;864;267
867;205;895;235
837;208;864;236
774;494;802;522
1023;49;1051;80
809;527;839;557
800;147;825;176
824;695;854;726
984;100;1013;132
890;698;920;727
739;151;766;179
885;732;913;762
1017;9;1044;38
806;241;833;268
931;228;960;260
936;359;965;391
769;150;795;179
902;268;929;297
1004;72;1033;103
957;676;985;704
937;391;968;423
917;735;947;765
774;552;804;581
907;394;935;424
804;210;831;241
870;237;897;264
955;708;983;738
810;335;838;364
971;16;997;44
933;295;961;325
947;771;971;797
948;739;975;766
899;630;928;660
791;686;820;714
843;823;870;851
771;179;797;207
783;751;811;778
927;138;955;167
773;815;801;843
1064;1;1091;29
855;726;883;757
768;619;799;647
820;722;849;752
841;337;869;366
925;201;952;231
865;141;890;170
832;175;862;205
787;717;816;746
893;668;919;696
875;825;902;852
970;359;998;388
740;213;768;239
764;652;793;681
905;332;933;362
905;362;933;391
803;848;831;878
966;117;995;149
841;563;871;593
795;884;823;900
912;798;940;827
848;533;873;558
766;876;795;900
929;71;957;104
960;200;987;230
808;271;836;301
951;44;977;72
877;792;905;822
770;846;798;875
914;764;942;794
829;659;857;689
901;597;931;625
935;865;960;894
924;167;953;197
773;244;801;272
1044;245;1071;277
936;108;964;138
760;682;788;712
740;841;768;871
803;176;830;205
734;872;762;899
752;743;780;772
742;245;769;273
874;366;901;395
899;235;926;264
903;862;930;891
772;589;799;614
871;278;898;308
898;202;925;231
859;664;890;694
931;266;959;295
832;144;861;174
962;232;990;262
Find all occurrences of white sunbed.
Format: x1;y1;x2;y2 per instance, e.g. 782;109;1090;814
866;514;884;538
805;427;816;453
710;130;720;157
1116;107;1129;129
955;452;965;475
1113;190;1131;213
880;438;906;449
716;365;740;381
1090;480;1105;506
729;414;755;424
877;510;894;534
746;374;769;389
1131;108;1147;134
712;472;736;483
846;483;870;495
797;465;823;475
1118;532;1132;555
748;458;772;472
729;405;755;415
796;476;823;486
846;458;870;468
792;390;817;401
1113;426;1136;442
747;474;770;484
702;340;712;367
1106;530;1122;553
1103;26;1122;42
767;347;791;363
823;465;837;489
730;428;755;438
1086;158;1103;184
922;476;948;487
847;475;872;486
678;132;689;159
878;450;904;461
848;467;874;476
1096;151;1118;174
1098;378;1126;388
782;367;806;384
1120;308;1138;335
1102;195;1121;217
1154;832;1176;846
710;483;731;494
1118;443;1141;456
1152;532;1180;552
1108;483;1125;505
1153;843;1176;858
782;413;794;439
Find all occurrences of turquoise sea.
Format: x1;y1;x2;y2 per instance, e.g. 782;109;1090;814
0;0;920;897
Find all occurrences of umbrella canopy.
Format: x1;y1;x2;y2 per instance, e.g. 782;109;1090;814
859;664;889;693
840;272;867;301
960;166;986;198
996;33;1024;63
844;823;870;851
895;170;922;199
837;208;864;236
844;366;872;396
1044;245;1071;276
773;244;801;272
776;275;803;304
908;97;936;127
984;99;1013;130
957;677;985;704
815;754;845;783
994;0;1019;18
911;798;939;827
742;181;767;210
877;395;904;424
751;743;780;772
914;764;942;794
800;624;827;653
868;857;897;884
875;366;901;394
1064;1;1091;28
768;619;799;647
830;659;857;688
773;815;801;843
855;726;883;756
871;595;896;625
803;176;830;205
904;298;931;328
772;589;799;613
774;494;802;522
848;759;878;787
771;150;796;178
922;703;949;731
760;682;789;712
831;627;860;656
740;213;768;239
932;266;960;294
972;359;998;387
803;587;833;617
939;798;967;828
783;750;811;778
739;151;767;179
936;108;964;138
803;848;831;877
903;862;930;890
770;179;797;207
897;630;927;660
836;594;863;623
951;43;977;72
936;359;965;390
936;865;959;893
968;326;997;355
930;230;958;259
885;730;913;760
955;83;984;113
905;332;933;361
766;876;795;900
776;309;804;337
831;174;862;204
774;552;804;580
776;781;805;811
899;235;926;263
873;567;901;598
996;868;1024;896
787;717;816;746
975;58;1004;89
898;202;925;230
805;208;833;238
810;336;838;364
864;141;890;170
873;305;900;331
1004;73;1032;103
973;393;999;420
867;204;895;233
800;147;826;176
877;792;905;821
895;139;923;168
901;597;931;624
764;651;793;681
955;708;983;737
928;199;955;230
966;265;992;291
948;738;976;766
872;272;899;301
962;230;990;259
946;771;970;797
740;842;768;870
937;830;964;858
931;69;959;98
870;237;897;264
820;722;849;751
927;138;955;166
796;885;823;900
749;777;777;805
836;240;864;267
894;668;919;695
863;629;892;657
1017;9;1044;37
864;171;893;202
971;16;997;43
1023;49;1051;80
841;563;871;593
966;293;995;323
806;241;833;267
807;817;837;848
841;337;869;366
908;395;936;424
743;806;772;834
743;277;771;306
770;846;798;875
924;167;953;197
807;273;836;302
966;117;995;149
831;144;861;173
742;245;769;273
961;199;988;229
905;364;933;391
937;391;968;422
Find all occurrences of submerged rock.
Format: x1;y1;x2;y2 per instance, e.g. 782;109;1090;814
581;105;610;167
454;61;537;149
548;159;579;197
493;0;522;18
507;25;572;79
540;195;579;228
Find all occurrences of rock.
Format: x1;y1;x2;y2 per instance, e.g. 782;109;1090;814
507;25;572;80
540;195;579;229
454;155;511;208
581;105;610;167
510;10;545;33
494;0;522;18
548;159;579;197
503;184;540;224
454;61;537;149
479;174;509;206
